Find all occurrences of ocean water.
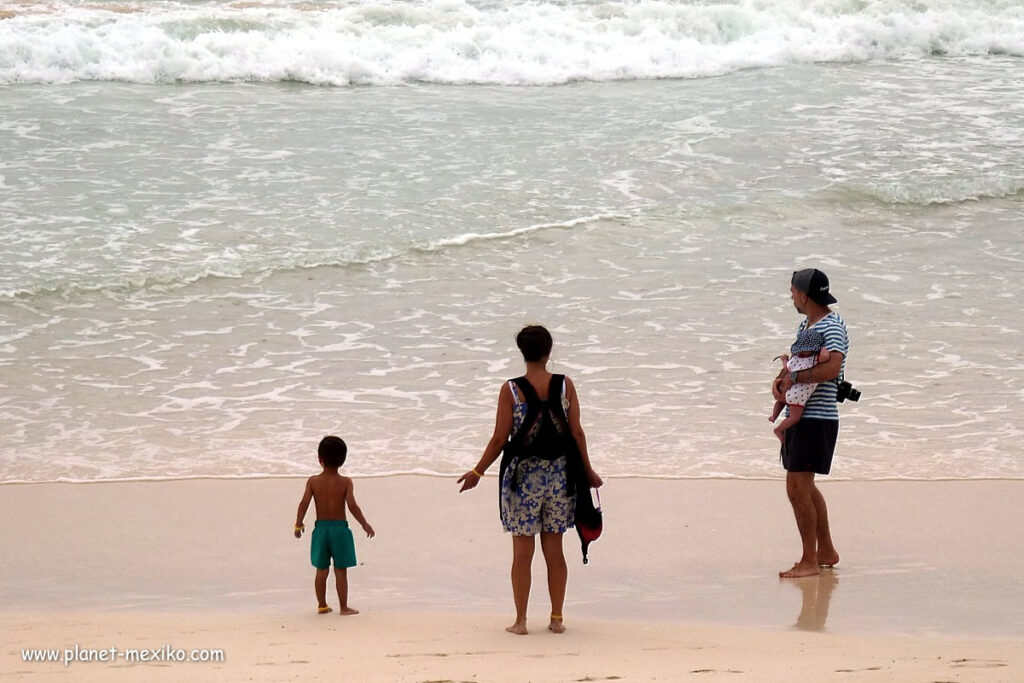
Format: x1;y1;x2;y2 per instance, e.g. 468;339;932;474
1;0;1022;483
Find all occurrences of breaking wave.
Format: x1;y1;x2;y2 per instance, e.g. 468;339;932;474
2;0;1023;86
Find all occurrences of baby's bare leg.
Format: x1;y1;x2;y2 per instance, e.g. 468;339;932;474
770;399;786;422
774;404;805;442
335;568;359;615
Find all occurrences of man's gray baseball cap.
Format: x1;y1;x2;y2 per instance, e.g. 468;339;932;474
792;268;838;305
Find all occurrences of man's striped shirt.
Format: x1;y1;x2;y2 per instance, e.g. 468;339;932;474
797;311;849;421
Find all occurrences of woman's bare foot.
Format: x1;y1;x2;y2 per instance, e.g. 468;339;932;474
338;607;359;616
506;620;528;635
548;615;565;634
779;561;820;579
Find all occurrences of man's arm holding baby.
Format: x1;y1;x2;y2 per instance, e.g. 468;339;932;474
796;351;844;384
774;350;844;399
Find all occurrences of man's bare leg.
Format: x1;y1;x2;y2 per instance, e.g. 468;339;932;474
334;568;359;615
810;484;840;567
539;532;567;633
781;472;822;578
507;535;535;635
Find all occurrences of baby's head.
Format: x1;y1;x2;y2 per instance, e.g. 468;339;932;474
318;435;348;470
790;329;825;357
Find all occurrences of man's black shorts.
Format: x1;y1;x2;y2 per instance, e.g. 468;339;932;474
781;418;839;475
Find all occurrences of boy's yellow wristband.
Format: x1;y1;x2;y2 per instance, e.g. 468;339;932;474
472;468;484;477
294;524;305;532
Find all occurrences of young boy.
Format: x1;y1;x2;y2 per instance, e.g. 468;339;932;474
769;329;831;442
294;435;375;615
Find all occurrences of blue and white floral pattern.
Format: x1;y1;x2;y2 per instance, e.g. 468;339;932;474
500;455;575;535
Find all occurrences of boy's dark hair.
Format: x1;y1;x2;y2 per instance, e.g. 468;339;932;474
516;325;553;362
318;435;347;469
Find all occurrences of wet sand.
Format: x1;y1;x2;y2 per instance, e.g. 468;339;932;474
2;477;1022;680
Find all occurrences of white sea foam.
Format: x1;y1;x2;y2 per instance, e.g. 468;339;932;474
1;0;1022;85
850;176;1024;206
415;214;624;251
0;213;619;300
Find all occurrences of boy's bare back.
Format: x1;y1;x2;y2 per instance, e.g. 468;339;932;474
308;471;352;521
294;436;374;615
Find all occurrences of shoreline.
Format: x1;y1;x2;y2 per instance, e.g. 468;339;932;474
2;476;1022;680
5;472;1024;486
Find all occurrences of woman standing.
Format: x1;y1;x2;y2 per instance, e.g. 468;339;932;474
458;325;602;635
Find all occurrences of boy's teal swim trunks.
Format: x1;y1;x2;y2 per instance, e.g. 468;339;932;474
310;520;357;570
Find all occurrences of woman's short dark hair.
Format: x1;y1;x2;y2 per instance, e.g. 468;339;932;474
318;435;347;469
516;325;553;362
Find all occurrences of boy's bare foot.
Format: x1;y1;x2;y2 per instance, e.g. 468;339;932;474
338;607;359;616
779;561;820;579
548;615;565;634
317;606;333;614
506;620;528;635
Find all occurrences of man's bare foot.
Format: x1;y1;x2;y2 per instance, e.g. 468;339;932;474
548;616;565;634
779;561;820;578
338;607;359;616
506;620;528;635
818;552;840;568
317;606;333;614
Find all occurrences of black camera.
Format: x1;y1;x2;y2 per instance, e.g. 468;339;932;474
835;380;861;403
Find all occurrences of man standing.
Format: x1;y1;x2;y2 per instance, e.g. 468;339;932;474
773;269;849;578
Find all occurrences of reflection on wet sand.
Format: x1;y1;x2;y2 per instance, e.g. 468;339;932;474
791;570;839;632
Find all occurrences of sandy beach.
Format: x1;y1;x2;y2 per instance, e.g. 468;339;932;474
5;3;1023;681
2;476;1022;681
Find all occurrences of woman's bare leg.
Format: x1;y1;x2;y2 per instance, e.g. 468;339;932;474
508;535;535;634
540;532;567;633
